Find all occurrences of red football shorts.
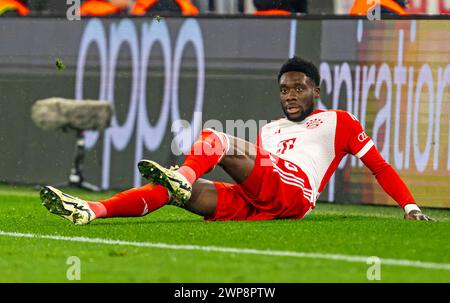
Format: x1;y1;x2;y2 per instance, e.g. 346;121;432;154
205;149;315;221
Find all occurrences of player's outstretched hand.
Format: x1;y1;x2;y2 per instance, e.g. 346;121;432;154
404;210;436;221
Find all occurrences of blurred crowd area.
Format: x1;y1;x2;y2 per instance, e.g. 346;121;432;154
1;0;449;17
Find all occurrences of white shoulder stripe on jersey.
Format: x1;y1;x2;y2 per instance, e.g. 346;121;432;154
347;112;358;121
355;140;375;158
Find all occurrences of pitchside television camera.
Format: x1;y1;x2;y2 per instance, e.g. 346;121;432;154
31;98;113;192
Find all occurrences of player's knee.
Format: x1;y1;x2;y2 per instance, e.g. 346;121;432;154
200;128;231;155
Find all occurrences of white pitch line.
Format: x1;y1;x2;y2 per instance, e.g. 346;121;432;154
1;230;450;271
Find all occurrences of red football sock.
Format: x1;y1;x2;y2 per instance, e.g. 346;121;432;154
178;129;229;184
88;183;169;218
176;166;197;185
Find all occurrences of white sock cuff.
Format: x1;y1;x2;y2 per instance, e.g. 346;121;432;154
404;203;420;214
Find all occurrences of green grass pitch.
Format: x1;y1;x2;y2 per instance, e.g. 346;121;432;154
0;184;449;283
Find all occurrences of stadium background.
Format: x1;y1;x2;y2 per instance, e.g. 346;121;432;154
0;2;449;210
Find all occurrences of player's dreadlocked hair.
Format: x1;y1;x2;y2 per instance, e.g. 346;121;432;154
278;56;320;86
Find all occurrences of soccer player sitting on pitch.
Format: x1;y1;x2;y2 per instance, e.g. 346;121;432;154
40;57;435;224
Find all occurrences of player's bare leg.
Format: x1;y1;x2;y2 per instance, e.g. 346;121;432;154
180;135;257;216
184;179;218;217
139;128;258;217
218;135;257;183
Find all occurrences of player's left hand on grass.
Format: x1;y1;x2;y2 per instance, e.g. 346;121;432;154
404;210;436;221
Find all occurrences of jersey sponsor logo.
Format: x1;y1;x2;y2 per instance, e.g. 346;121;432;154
276;138;296;155
306;118;323;129
358;131;368;142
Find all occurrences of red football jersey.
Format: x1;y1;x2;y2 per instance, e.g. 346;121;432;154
258;109;415;209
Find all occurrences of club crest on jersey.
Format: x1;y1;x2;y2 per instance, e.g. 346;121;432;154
306;118;323;129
